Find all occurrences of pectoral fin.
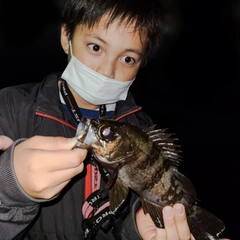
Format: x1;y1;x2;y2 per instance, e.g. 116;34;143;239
109;178;129;213
141;198;164;228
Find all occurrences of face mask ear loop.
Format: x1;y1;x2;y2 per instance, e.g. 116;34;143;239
68;40;73;60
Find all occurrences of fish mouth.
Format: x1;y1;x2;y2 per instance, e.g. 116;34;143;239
75;118;91;148
96;153;127;164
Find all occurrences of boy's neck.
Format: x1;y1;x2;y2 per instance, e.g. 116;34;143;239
68;84;99;110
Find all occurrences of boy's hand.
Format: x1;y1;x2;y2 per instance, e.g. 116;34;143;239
136;203;193;240
136;203;230;240
13;136;87;199
0;136;14;150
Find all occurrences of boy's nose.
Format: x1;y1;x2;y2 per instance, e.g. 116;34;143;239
96;58;115;79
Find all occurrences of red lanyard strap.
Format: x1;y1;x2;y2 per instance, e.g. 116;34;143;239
82;158;115;239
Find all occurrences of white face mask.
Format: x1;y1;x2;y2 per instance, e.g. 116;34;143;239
61;42;135;105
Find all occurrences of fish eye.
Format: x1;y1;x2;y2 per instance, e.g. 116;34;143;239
98;125;115;142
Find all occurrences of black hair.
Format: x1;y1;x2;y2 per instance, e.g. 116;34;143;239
62;0;163;65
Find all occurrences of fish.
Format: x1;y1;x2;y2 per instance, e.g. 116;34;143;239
75;117;225;240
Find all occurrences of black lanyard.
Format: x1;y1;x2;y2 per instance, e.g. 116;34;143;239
59;79;106;125
60;79;83;124
60;79;118;239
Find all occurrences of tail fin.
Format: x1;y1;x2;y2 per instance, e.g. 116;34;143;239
188;205;225;240
141;198;225;239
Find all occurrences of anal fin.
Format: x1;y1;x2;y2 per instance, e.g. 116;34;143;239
141;198;164;228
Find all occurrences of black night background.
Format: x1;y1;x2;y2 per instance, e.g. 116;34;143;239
0;0;239;238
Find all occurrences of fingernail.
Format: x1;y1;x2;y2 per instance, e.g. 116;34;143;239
163;206;173;218
68;137;78;147
174;203;184;216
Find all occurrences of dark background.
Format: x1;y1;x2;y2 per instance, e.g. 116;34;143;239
0;0;239;239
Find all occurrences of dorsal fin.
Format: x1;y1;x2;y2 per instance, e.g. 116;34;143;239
144;126;182;167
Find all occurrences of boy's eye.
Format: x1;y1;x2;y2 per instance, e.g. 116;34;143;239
121;56;135;64
88;44;101;52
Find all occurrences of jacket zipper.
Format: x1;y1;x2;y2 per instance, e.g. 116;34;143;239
35;106;142;126
35;111;77;130
115;106;142;121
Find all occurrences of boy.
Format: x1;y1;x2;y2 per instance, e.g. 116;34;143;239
0;0;228;239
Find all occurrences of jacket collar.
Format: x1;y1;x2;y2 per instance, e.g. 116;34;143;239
35;73;141;121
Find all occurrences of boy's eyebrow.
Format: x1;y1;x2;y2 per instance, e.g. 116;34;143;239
89;34;144;57
124;48;143;58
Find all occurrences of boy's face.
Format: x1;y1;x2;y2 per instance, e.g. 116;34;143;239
61;14;147;82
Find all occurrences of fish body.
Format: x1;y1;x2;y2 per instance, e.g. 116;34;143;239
75;118;225;239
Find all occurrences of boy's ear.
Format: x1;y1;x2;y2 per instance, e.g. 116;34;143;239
60;24;69;54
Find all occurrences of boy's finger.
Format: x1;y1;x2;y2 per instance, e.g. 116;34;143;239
162;206;179;238
22;136;78;151
173;203;192;240
0;136;14;150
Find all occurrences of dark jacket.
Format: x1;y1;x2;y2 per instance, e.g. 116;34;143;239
0;73;153;240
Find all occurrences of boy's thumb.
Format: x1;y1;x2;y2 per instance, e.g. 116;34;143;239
67;137;79;149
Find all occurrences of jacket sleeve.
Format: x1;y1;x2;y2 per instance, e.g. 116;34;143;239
0;139;42;239
120;198;143;240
